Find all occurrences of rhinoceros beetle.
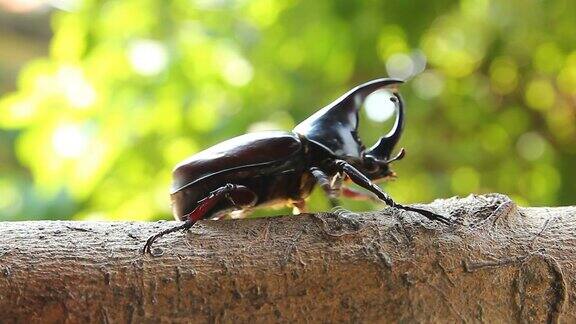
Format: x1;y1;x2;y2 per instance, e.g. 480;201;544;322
144;78;450;253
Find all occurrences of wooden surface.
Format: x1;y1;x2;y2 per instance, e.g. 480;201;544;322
0;193;574;323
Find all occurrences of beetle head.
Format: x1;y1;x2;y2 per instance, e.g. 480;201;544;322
294;78;405;179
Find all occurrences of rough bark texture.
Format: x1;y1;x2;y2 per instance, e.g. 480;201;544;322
0;193;574;323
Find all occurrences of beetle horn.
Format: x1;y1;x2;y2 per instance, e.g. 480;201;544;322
347;78;405;104
294;78;404;157
363;91;405;162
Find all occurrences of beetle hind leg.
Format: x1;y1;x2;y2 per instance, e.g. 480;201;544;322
144;184;257;254
143;220;195;254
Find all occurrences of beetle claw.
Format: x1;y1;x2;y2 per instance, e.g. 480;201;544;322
396;204;452;225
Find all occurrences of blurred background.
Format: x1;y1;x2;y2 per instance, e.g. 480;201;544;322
0;0;575;221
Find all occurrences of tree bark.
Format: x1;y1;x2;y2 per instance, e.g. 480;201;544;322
0;193;574;323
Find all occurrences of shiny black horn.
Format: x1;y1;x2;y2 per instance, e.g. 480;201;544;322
363;91;405;162
294;78;404;158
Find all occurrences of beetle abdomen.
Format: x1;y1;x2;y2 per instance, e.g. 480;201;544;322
171;131;303;193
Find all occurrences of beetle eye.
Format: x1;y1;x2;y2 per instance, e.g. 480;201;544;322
362;154;380;172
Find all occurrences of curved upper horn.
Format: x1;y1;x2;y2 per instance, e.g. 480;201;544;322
363;91;405;161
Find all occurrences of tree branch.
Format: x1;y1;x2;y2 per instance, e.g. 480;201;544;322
0;193;574;323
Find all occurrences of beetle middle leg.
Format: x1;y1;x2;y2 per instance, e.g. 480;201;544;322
310;167;341;207
310;167;361;229
333;160;451;224
144;184;257;254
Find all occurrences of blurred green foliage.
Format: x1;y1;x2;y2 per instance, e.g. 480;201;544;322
1;0;575;221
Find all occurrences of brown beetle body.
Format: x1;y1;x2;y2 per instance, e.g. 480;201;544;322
144;78;450;253
170;131;311;219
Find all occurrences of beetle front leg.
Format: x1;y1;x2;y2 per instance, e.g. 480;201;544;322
333;160;451;224
144;184;257;254
143;220;196;255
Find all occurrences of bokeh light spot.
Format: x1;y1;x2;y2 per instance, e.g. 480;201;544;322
52;124;89;159
128;40;168;76
411;50;427;76
0;97;38;128
0;180;22;216
533;43;564;74
56;66;96;108
524;79;555;111
520;164;561;204
516;132;546;161
481;124;510;154
557;51;576;95
386;53;414;80
460;0;489;18
413;71;444;99
377;25;408;61
489;57;518;94
222;55;254;87
364;89;396;122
